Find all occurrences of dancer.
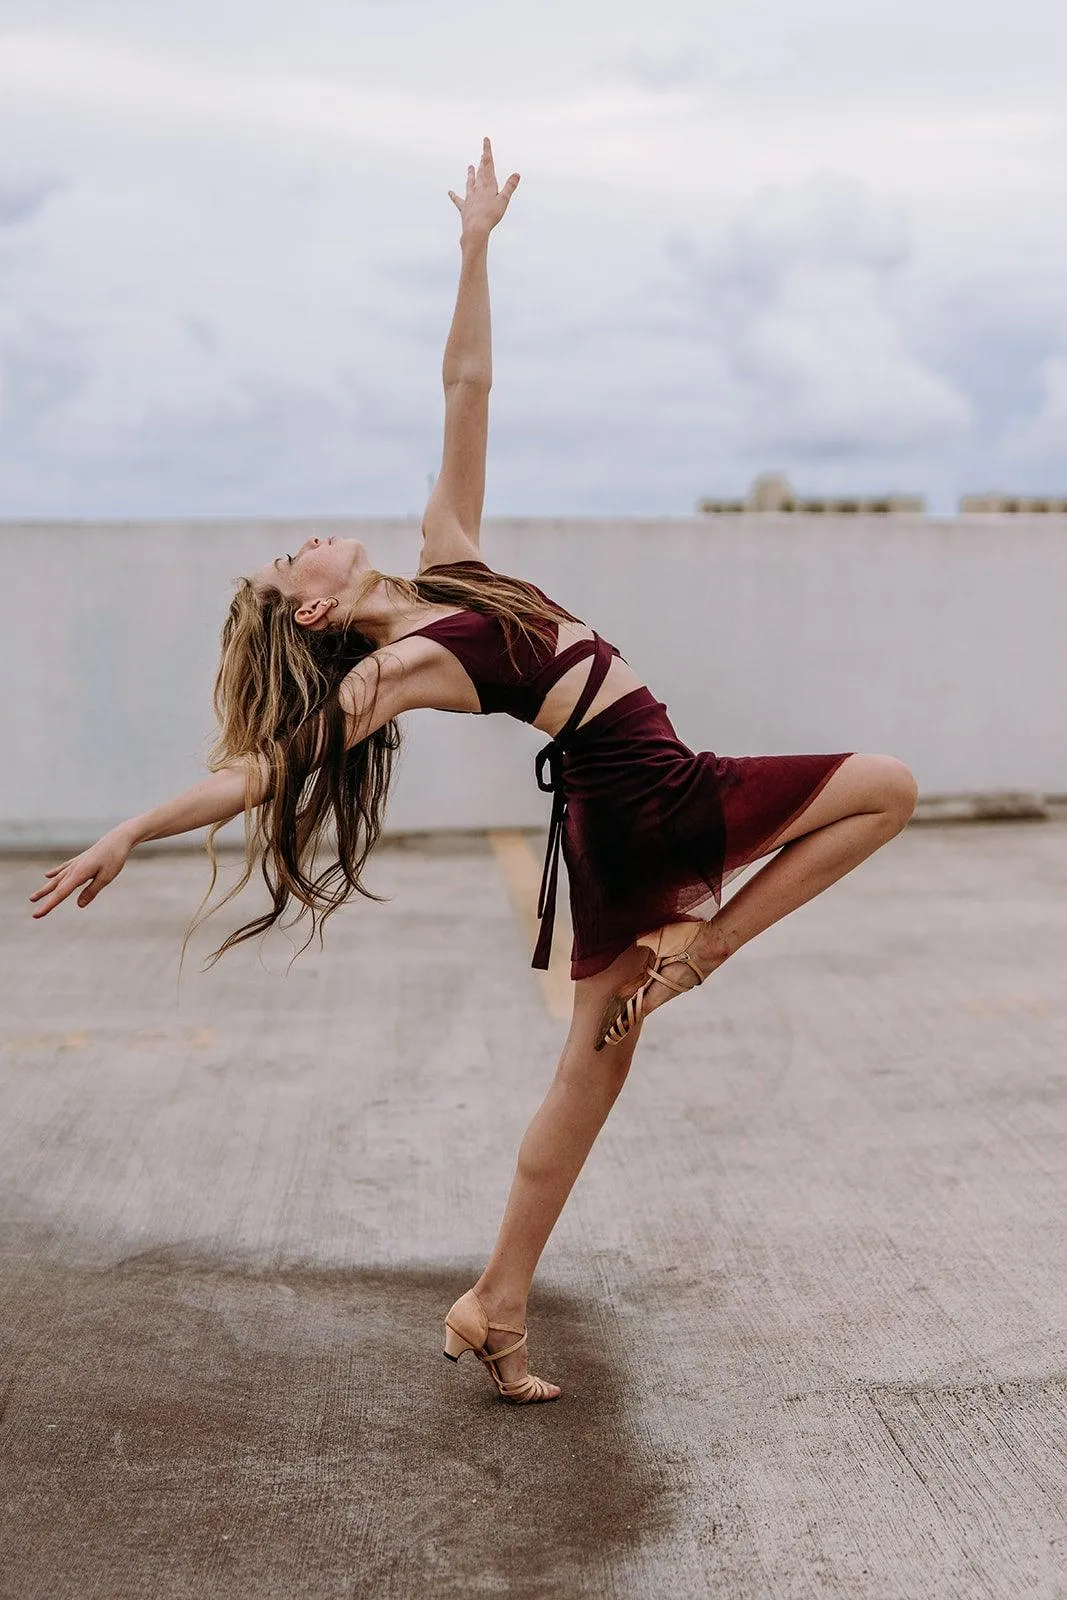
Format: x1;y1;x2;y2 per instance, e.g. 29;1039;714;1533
29;139;917;1405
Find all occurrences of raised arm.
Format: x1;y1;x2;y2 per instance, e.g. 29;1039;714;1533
419;137;519;573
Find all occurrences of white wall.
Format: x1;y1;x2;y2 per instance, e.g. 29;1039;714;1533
3;515;1065;848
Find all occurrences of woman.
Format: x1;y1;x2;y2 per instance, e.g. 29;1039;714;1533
29;139;917;1406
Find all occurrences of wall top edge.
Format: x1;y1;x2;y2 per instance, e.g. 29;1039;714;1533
2;513;1066;532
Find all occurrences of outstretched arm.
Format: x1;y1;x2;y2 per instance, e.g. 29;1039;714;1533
419;137;519;573
28;759;269;919
28;653;407;920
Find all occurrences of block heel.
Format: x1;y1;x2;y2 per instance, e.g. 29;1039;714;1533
443;1323;475;1361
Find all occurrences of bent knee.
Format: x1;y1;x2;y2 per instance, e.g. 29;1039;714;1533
868;754;918;827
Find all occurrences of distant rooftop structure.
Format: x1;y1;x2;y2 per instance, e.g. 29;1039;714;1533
959;491;1067;513
698;472;925;516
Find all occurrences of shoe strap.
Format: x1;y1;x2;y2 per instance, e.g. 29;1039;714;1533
649;951;708;991
645;967;691;996
498;1373;551;1400
612;989;646;1043
479;1331;528;1364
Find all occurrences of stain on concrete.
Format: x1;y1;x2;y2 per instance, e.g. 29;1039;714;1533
0;1250;674;1600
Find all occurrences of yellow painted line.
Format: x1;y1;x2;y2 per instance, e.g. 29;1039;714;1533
488;831;574;1022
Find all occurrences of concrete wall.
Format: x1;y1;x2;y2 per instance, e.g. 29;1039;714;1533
3;515;1065;848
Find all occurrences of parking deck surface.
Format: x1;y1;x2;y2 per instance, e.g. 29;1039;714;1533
2;819;1066;1598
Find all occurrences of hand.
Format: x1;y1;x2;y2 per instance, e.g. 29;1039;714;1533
448;136;520;242
28;825;135;919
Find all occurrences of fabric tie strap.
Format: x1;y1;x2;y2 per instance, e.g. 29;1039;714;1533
532;634;617;971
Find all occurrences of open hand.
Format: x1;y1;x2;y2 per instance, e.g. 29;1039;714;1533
448;137;520;241
28;826;134;919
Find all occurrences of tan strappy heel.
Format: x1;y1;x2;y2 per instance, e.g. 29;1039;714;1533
594;921;712;1051
443;1289;559;1404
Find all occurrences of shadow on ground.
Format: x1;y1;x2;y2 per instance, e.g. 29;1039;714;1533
0;1247;672;1600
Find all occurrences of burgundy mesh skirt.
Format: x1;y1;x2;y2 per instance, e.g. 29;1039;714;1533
556;687;852;981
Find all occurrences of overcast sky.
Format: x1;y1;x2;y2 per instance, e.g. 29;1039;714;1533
1;0;1064;517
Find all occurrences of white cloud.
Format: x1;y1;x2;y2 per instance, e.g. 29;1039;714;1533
669;176;970;460
1002;352;1067;463
0;3;1064;514
0;173;68;226
0;30;703;182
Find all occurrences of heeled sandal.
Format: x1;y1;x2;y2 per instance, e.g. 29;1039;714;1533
594;921;712;1051
443;1289;559;1404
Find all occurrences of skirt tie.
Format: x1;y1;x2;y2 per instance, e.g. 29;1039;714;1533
532;633;617;971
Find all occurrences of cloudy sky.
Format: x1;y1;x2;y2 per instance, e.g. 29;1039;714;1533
1;0;1064;517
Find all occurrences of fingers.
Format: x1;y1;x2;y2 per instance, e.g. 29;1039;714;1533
481;140;520;205
32;873;89;917
449;141;519;213
29;862;97;918
76;871;111;908
28;869;72;901
28;860;74;896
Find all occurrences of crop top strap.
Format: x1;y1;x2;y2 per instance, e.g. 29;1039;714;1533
551;635;616;744
530;634;620;701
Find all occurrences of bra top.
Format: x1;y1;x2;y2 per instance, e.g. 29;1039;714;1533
397;559;621;723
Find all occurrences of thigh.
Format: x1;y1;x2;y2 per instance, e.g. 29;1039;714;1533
761;752;910;851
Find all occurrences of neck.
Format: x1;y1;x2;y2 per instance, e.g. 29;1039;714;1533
347;574;450;648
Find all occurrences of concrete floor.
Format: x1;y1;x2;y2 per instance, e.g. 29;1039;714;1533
2;820;1066;1599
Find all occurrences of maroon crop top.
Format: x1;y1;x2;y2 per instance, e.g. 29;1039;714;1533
399;559;629;971
396;559;621;724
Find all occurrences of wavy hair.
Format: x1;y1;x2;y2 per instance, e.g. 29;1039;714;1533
183;560;574;968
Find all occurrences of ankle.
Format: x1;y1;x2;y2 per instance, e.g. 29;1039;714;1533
472;1277;528;1323
698;920;734;968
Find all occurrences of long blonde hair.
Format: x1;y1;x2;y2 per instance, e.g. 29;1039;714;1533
185;561;573;967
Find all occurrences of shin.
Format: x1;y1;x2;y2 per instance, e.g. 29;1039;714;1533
472;959;645;1319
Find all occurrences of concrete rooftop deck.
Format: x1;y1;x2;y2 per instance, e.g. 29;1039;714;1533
2;819;1066;1599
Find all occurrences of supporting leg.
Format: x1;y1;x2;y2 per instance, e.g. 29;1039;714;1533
468;955;648;1389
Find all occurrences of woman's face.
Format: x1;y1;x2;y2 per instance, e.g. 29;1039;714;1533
254;535;372;628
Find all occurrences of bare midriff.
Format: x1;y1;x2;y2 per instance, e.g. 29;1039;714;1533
530;621;646;739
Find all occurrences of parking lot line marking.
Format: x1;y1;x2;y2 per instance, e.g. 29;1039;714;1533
488;831;573;1022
